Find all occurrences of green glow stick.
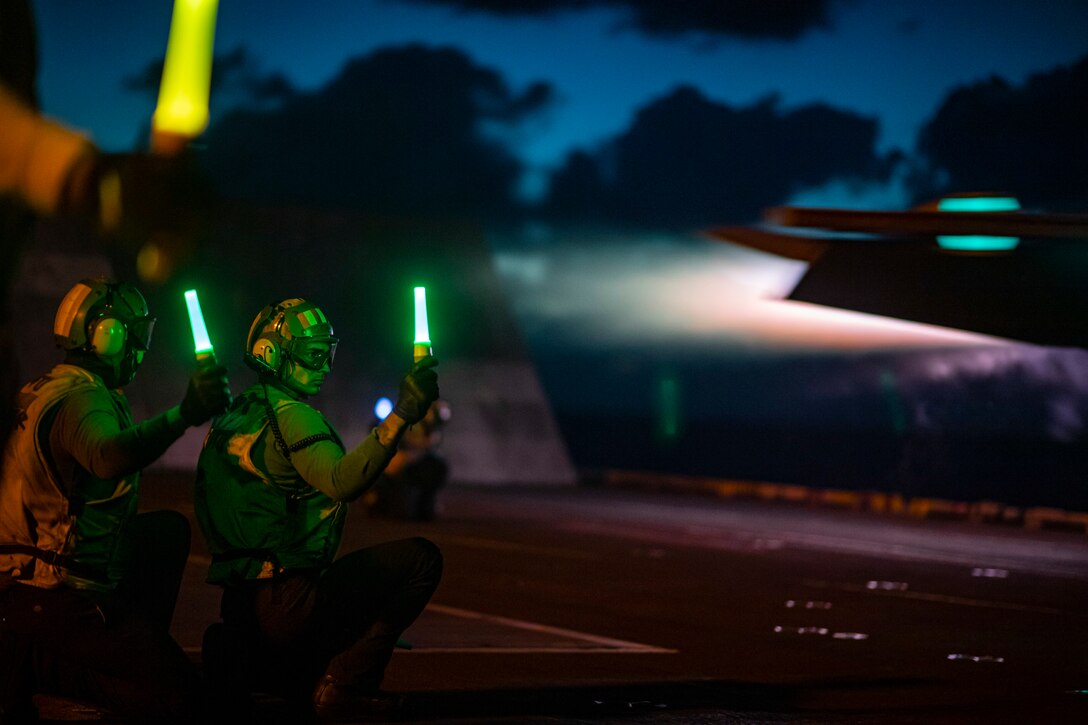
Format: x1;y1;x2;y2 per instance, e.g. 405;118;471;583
413;286;432;363
937;196;1020;213
184;289;214;360
152;0;219;150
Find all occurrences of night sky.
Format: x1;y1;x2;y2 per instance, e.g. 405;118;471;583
33;0;1088;212
20;0;1088;503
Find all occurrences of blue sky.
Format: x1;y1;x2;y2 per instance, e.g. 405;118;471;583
33;0;1088;207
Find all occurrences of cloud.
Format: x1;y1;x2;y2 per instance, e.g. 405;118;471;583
399;0;836;40
202;44;554;218
211;47;298;106
910;53;1088;212
545;86;898;228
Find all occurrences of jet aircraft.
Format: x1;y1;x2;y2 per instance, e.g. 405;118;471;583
707;194;1088;348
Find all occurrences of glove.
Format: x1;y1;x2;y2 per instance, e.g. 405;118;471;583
393;356;439;425
179;362;232;426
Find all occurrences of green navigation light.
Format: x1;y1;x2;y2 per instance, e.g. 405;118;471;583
184;289;214;356
937;195;1021;251
937;196;1021;213
153;0;219;142
936;235;1020;252
413;286;432;362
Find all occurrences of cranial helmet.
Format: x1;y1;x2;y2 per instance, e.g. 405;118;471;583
54;278;155;386
244;299;338;382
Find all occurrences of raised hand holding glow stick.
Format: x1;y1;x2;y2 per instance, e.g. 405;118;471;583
414;286;432;363
180;288;232;424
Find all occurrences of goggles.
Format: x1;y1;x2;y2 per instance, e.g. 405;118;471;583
290;339;338;371
128;316;156;351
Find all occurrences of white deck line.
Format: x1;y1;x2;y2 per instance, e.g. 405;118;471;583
400;646;673;653
807;580;1071;615
418;603;677;653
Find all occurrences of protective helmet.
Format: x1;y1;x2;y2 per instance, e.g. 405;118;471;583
244;298;338;380
53;277;155;386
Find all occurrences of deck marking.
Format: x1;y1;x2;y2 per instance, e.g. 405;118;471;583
415;603;676;653
805;579;1071;616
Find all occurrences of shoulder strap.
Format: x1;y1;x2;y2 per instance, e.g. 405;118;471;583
286;433;338;454
260;388;292;459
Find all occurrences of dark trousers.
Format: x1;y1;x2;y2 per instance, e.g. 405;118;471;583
0;510;201;724
218;537;443;698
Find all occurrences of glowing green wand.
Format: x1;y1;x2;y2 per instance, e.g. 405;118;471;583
184;289;215;363
413;286;432;363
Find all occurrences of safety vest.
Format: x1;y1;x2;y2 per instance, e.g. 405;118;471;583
0;364;138;591
195;384;347;585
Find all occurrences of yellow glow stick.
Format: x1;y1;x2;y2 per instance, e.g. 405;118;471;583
152;0;219;153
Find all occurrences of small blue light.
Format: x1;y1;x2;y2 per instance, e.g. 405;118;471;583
374;397;393;420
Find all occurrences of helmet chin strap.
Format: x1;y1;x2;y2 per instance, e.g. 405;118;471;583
269;360;306;399
97;353;129;389
270;382;307;401
115;345;144;387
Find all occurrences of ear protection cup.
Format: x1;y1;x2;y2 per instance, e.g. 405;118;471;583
89;317;127;356
250;337;280;371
